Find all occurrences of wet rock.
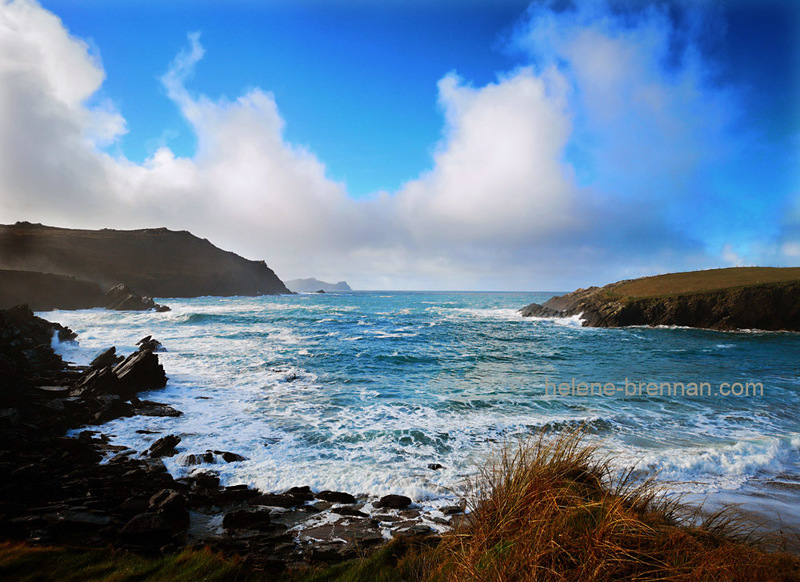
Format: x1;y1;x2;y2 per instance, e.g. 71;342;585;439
137;336;164;352
148;434;180;457
441;502;466;515
285;486;314;501
316;490;356;504
89;347;123;369
215;450;246;463
192;471;220;490
222;509;272;531
427;463;444;471
113;349;167;399
102;284;170;312
332;506;368;518
132;400;182;417
374;494;412;509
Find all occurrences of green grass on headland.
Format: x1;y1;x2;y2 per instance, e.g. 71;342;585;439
612;267;800;298
3;430;799;581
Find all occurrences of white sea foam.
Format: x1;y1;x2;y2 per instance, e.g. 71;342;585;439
43;293;800;510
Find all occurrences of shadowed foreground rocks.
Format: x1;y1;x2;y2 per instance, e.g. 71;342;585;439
0;306;447;573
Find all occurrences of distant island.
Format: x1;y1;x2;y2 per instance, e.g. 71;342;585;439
285;278;352;293
521;267;800;332
0;222;290;310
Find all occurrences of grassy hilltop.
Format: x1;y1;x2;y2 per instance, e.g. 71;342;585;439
523;267;800;331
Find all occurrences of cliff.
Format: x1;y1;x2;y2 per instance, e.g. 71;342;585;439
0;222;290;299
286;278;352;293
521;267;800;332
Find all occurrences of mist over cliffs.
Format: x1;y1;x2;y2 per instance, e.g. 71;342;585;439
0;223;290;304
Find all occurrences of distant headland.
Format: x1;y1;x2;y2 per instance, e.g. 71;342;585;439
0;222;290;310
285;278;352;293
521;267;800;332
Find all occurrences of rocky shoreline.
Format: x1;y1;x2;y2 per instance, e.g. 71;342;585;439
0;306;452;574
521;269;800;331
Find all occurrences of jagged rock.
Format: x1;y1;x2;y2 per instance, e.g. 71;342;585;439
374;494;412;509
427;463;444;471
316;491;356;504
102;283;170;312
89;347;123;369
69;366;119;398
148;434;181;457
113;349;167;399
137;336;164;352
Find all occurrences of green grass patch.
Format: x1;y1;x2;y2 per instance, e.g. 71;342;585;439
611;267;800;299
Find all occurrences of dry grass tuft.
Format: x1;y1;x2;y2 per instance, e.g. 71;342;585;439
430;428;800;582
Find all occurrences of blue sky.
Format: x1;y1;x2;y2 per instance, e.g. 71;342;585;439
1;0;799;289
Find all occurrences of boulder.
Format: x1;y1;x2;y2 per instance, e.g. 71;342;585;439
148;434;181;457
285;486;314;501
316;491;356;504
374;494;412;509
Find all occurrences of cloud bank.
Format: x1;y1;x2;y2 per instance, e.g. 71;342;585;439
0;0;795;289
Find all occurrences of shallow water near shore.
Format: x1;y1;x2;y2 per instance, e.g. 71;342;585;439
44;291;800;527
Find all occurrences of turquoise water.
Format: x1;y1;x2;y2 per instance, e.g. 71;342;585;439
46;291;800;518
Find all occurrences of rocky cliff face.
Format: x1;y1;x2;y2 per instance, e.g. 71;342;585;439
0;222;290;299
521;269;800;332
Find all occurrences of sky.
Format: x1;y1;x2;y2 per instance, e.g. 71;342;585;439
0;0;798;290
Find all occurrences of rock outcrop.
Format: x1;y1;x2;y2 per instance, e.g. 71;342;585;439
521;267;800;332
0;222;290;298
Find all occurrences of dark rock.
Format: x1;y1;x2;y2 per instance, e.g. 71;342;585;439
427;463;444;471
249;493;299;509
120;512;172;541
316;491;356;504
441;505;465;515
285;486;314;501
211;485;260;505
222;509;272;531
332;507;368;518
213;450;246;463
374;494;412;509
137;336;164;352
132;400;182;417
69;366;119;398
113;349;167;398
149;489;189;530
191;471;220;490
148;435;181;457
102;283;170;312
90;347;123;369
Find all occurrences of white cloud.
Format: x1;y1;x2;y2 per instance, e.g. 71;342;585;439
0;0;779;290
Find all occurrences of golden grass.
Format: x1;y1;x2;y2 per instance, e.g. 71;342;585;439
612;267;800;299
429;429;800;582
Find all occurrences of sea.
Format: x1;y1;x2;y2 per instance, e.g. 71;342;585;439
44;291;800;528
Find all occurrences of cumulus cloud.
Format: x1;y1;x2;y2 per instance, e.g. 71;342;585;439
0;0;790;289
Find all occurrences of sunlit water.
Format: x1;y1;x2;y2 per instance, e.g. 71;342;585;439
45;291;800;520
